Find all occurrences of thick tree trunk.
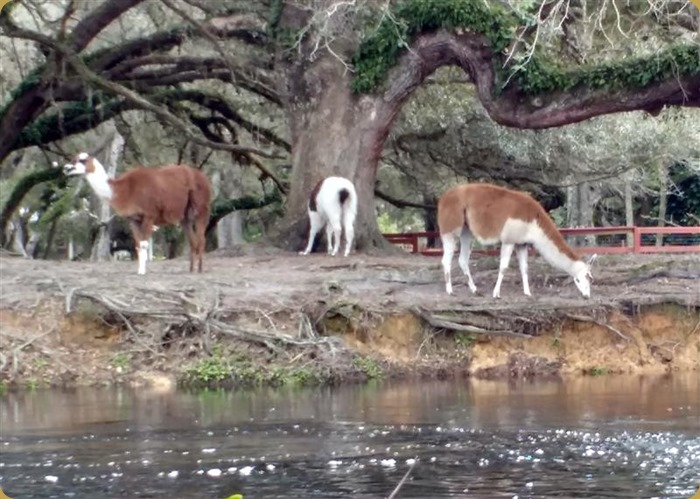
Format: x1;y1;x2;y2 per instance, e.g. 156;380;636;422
274;54;398;253
90;128;124;261
424;194;438;248
566;180;599;246
213;168;245;248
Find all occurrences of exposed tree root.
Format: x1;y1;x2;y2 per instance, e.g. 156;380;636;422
412;306;532;338
65;288;347;359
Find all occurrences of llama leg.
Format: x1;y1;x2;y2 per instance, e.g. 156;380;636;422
196;221;207;272
137;240;150;275
300;211;323;255
325;224;334;254
180;220;198;272
441;232;457;295
130;218;153;275
342;209;355;257
515;244;531;296
492;243;515;298
330;220;342;256
458;229;477;293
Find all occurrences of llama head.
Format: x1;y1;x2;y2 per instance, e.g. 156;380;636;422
572;259;593;298
64;152;95;176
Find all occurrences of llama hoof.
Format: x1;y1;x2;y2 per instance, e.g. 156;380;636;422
469;285;477;294
298;251;308;256
492;291;501;299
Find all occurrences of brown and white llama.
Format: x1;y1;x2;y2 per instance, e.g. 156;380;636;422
300;176;358;257
438;183;594;298
63;152;212;275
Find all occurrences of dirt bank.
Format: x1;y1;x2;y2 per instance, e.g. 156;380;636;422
0;249;698;390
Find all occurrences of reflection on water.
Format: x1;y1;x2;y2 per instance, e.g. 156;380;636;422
1;374;699;498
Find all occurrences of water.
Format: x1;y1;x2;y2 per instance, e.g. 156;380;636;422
1;375;699;498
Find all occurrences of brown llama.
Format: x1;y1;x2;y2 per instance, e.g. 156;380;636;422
64;152;211;274
438;183;595;298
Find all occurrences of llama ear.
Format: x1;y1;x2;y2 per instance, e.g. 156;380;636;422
586;253;598;265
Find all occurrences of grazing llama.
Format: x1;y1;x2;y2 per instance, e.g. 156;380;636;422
63;152;212;275
438;183;594;298
300;176;358;257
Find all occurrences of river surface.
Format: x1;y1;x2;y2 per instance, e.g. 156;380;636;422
1;375;699;498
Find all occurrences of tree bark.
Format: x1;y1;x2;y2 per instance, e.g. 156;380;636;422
624;175;634;247
566;179;599;246
274;42;407;252
656;160;669;246
213;167;246;248
90;128;125;261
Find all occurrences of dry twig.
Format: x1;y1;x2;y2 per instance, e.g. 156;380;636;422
564;313;631;342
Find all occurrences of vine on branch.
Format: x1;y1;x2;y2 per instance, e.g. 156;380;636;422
350;0;700;96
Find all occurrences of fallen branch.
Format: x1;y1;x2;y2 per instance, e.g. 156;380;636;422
65;288;347;357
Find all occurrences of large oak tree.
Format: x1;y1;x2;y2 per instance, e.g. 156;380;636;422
1;0;698;250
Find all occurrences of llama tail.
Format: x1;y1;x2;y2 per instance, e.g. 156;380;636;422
338;186;358;219
338;188;350;206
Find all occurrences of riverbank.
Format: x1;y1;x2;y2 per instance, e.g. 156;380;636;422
0;249;698;390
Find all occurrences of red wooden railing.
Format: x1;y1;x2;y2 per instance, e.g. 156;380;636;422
383;226;700;256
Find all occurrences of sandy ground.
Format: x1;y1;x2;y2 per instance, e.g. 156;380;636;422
1;249;698;311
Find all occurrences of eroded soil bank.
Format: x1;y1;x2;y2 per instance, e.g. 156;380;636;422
0;250;698;390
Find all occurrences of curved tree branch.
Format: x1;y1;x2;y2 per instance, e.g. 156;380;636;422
67;0;147;52
0;167;63;247
2;21;283;162
175;90;290;151
380;30;700;130
14;98;137;150
207;191;283;234
190;115;288;194
0;7;276;165
374;188;434;210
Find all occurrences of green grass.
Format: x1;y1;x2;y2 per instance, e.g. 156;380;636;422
111;353;130;370
588;366;608;376
455;332;476;348
353;356;383;379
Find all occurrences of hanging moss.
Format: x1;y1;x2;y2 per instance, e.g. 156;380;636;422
513;44;700;94
0;70;43;121
14;93;104;148
268;0;284;38
350;0;700;96
38;186;76;228
351;0;514;93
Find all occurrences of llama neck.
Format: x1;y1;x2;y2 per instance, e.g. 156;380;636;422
86;159;113;200
531;226;580;276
